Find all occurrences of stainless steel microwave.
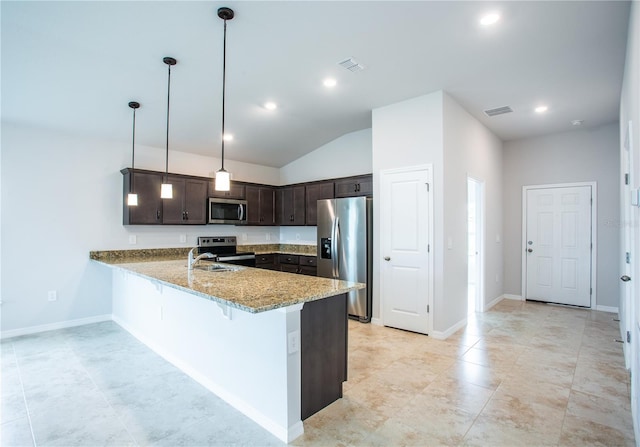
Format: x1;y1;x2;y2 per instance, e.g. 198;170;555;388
208;198;248;225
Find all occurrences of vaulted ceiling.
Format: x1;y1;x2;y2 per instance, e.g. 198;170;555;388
2;1;630;167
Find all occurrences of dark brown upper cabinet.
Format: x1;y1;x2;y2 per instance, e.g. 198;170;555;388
208;181;246;200
121;169;163;225
161;175;208;225
277;186;306;226
246;185;276;225
304;181;334;226
334;174;373;198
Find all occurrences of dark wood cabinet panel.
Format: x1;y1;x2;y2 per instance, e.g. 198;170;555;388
280;264;300;274
246;185;276;226
122;169;163;225
334;175;373;198
255;253;278;270
305;182;334;226
184;178;208;224
162;176;207;225
301;293;348;420
278;254;300;265
277;186;306;226
208;181;246;199
274;254;316;275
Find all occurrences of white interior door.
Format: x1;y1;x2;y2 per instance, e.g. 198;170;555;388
381;166;432;335
525;185;593;307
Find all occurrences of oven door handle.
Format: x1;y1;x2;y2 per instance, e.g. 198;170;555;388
217;254;255;262
238;204;244;221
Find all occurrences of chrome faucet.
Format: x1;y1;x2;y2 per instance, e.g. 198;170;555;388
188;247;216;270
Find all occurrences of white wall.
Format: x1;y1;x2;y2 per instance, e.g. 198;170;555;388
372;91;445;325
443;93;503;326
0;122;280;334
502;124;620;308
372;91;503;335
279;129;372;185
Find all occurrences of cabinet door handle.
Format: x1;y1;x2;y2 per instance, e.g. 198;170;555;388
185;211;189;220
621;275;631;282
156;210;161;220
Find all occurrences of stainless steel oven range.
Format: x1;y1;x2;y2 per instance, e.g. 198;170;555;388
197;236;256;267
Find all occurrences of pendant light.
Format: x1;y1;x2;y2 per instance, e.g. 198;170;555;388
161;56;177;199
214;7;234;191
127;101;140;206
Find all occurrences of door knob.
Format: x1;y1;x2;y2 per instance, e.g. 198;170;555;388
621;275;631;282
384;256;391;261
527;248;533;253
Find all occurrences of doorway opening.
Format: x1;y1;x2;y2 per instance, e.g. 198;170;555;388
467;177;483;314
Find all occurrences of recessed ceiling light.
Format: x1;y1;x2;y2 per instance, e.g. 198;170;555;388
535;105;548;114
264;102;277;110
223;133;234;141
480;12;500;26
323;78;337;88
571;119;584;126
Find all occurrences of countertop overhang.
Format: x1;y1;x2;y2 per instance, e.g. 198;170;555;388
93;256;363;313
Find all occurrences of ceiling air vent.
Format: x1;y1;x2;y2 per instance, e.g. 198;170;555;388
338;57;365;72
484;105;513;117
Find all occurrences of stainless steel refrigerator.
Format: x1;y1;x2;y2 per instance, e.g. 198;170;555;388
317;196;372;322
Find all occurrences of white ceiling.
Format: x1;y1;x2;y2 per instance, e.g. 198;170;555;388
2;1;630;168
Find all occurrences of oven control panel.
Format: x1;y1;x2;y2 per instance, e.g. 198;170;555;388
198;236;236;247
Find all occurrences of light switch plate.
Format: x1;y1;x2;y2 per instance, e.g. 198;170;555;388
129;234;137;245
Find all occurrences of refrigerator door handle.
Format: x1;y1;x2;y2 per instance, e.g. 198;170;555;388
334;217;340;278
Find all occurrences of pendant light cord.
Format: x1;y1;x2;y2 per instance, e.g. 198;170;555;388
221;18;227;171
166;64;172;177
131;106;136;192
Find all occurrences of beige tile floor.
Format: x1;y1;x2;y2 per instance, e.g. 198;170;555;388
1;299;635;446
294;299;636;447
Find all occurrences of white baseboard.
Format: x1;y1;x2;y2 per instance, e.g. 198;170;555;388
1;314;112;340
595;305;619;314
430;317;467;340
370;317;383;326
503;294;523;301
483;295;504;312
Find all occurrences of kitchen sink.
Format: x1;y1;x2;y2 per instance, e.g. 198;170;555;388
194;263;243;273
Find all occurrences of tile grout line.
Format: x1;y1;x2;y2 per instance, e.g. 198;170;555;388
12;343;37;447
70;342;141;447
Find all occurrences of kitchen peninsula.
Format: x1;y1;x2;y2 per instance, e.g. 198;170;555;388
91;249;364;443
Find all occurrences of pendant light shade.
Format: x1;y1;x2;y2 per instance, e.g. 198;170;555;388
214;169;230;191
215;7;234;192
127;101;140;207
161;56;177;199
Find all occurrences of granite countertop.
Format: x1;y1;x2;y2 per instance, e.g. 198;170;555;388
92;251;362;314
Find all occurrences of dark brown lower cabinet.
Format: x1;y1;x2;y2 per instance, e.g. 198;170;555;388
301;293;348;420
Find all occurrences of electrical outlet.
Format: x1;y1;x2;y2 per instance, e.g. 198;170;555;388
48;290;57;302
129;235;137;245
296;233;301;240
266;233;271;241
287;330;300;354
179;234;187;243
242;233;247;241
